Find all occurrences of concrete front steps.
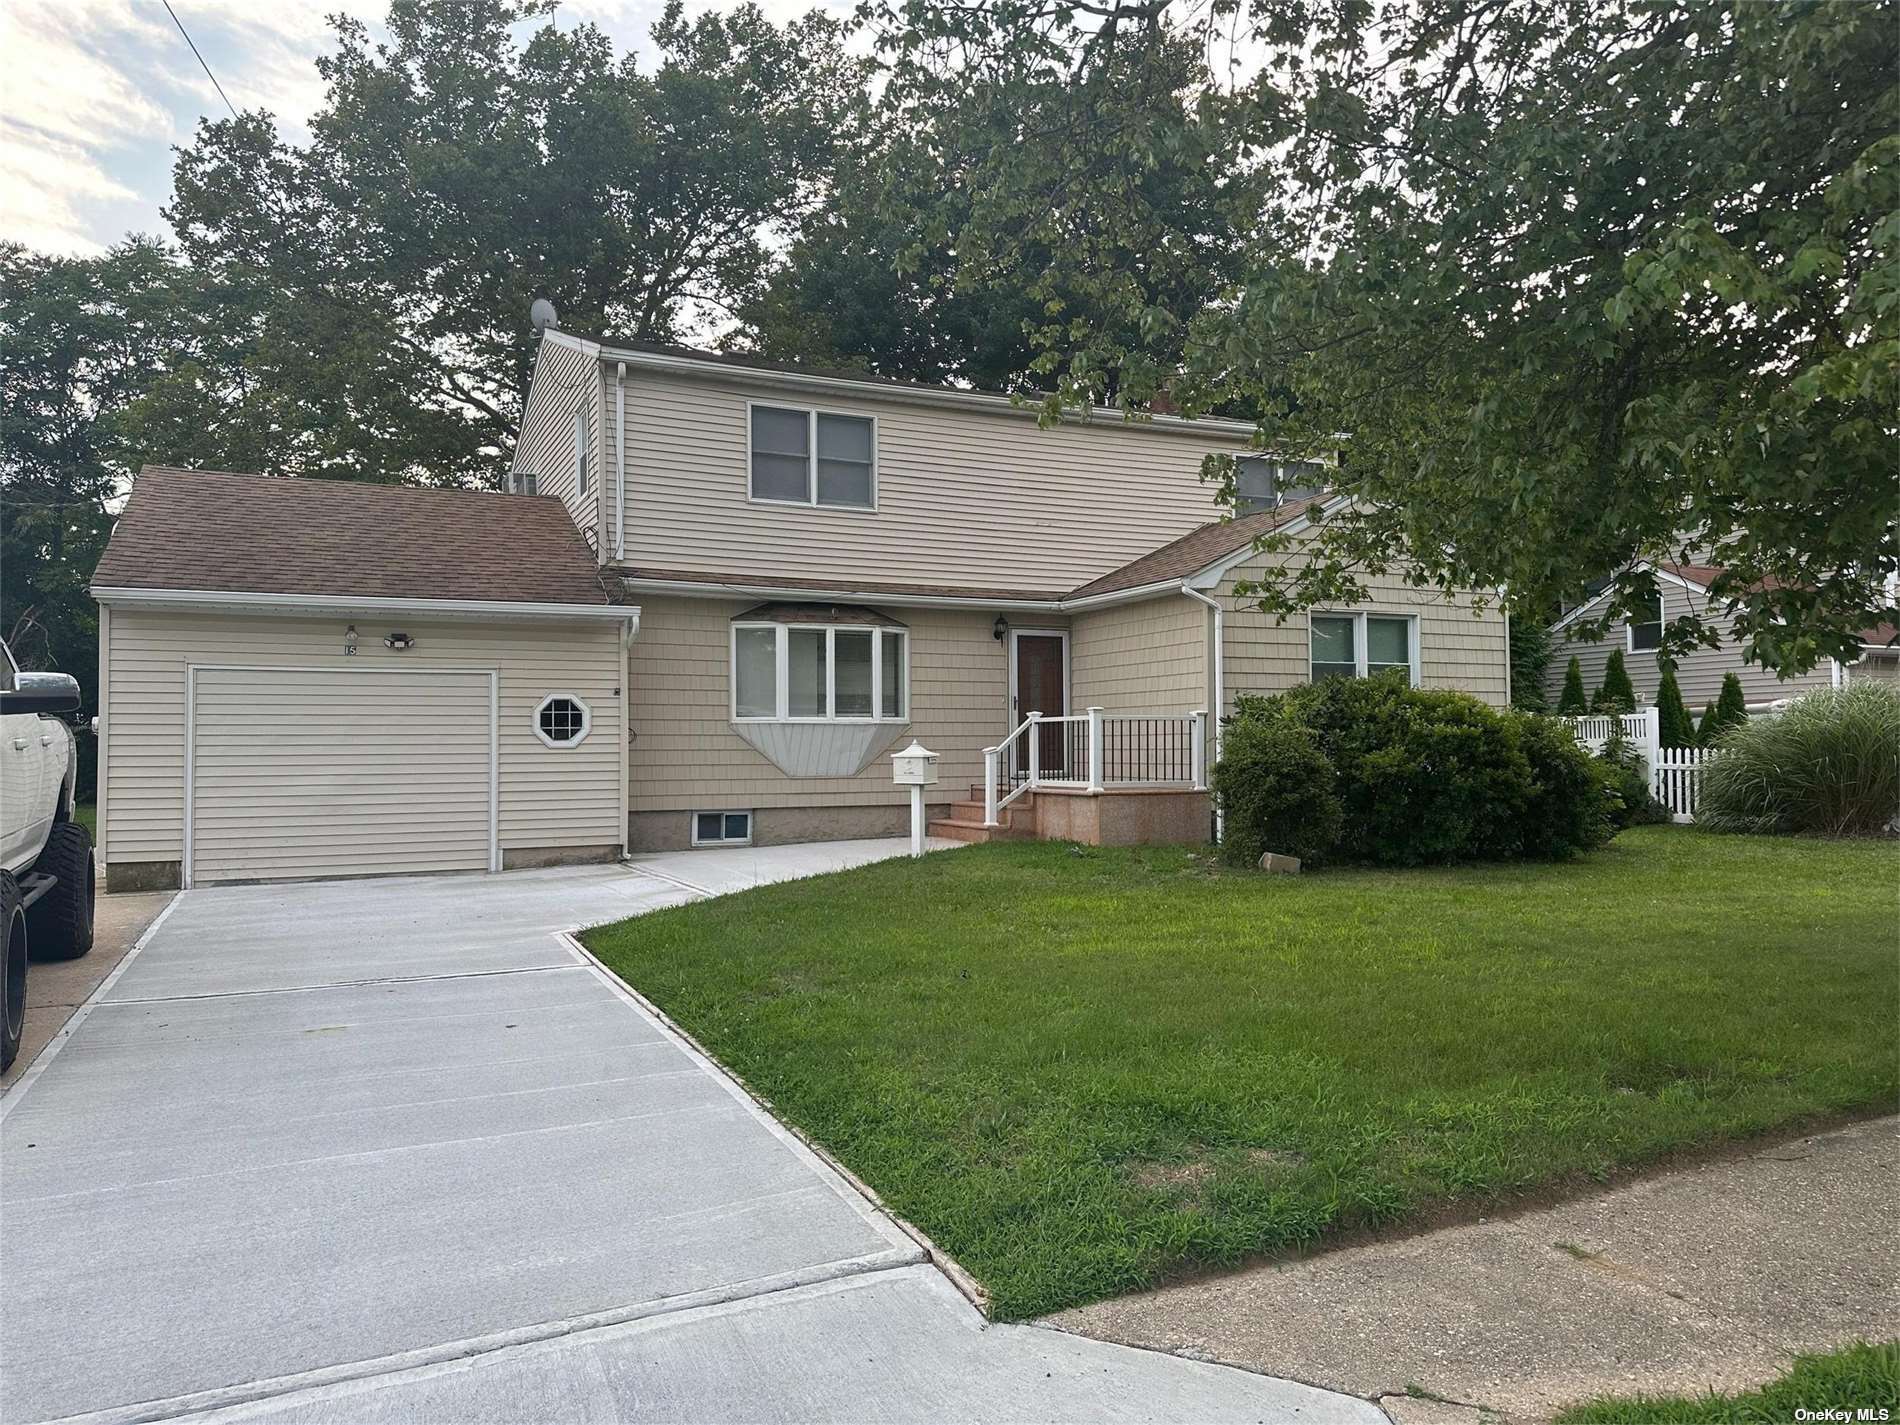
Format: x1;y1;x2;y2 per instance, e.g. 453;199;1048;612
928;785;1213;847
925;790;1041;844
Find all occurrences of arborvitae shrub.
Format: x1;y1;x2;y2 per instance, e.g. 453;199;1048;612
1556;656;1588;715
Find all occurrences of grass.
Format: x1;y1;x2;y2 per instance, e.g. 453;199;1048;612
74;802;96;837
1554;1340;1899;1421
582;826;1899;1319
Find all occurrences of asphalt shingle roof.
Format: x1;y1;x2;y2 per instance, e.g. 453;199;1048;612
92;466;610;606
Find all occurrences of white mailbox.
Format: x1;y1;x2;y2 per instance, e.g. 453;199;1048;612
892;741;940;787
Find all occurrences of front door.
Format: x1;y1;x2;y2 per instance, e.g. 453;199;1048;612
1012;632;1067;776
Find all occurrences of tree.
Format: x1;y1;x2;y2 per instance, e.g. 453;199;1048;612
1592;650;1636;714
160;0;865;486
1555;657;1588;715
869;0;1899;672
1509;618;1552;712
1699;672;1751;745
1654;668;1696;747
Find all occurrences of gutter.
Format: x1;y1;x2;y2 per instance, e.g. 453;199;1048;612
91;587;642;626
1179;584;1225;842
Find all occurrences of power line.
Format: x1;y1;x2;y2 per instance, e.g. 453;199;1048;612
162;0;241;122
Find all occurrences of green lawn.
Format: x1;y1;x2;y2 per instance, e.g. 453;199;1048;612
1555;1341;1899;1422
74;802;96;837
583;827;1898;1319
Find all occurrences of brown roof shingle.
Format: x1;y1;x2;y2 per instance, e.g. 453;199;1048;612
92;467;610;607
1064;497;1322;600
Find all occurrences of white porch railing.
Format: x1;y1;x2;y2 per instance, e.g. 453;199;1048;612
982;707;1208;827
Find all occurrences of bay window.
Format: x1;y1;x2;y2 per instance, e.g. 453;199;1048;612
1309;613;1418;684
733;621;909;721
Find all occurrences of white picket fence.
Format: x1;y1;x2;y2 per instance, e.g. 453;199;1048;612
1557;706;1708;823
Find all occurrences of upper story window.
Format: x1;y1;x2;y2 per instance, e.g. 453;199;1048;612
749;404;875;509
1627;592;1663;652
1235;457;1326;515
732;613;907;722
574;409;590;496
1310;612;1417;684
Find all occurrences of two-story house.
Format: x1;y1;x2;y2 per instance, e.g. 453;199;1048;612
87;330;1509;890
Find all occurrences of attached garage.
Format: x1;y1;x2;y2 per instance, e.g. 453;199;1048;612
91;468;640;892
187;666;497;885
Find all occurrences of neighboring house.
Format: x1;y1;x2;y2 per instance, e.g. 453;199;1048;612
88;333;1508;890
1543;560;1898;710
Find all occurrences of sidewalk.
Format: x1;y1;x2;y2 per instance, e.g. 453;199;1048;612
1045;1116;1899;1422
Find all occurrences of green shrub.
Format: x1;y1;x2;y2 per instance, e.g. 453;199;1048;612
1591;649;1636;713
1211;717;1343;867
1594;730;1670;829
1509;618;1552;712
1698;683;1900;836
1230;676;1611;865
1513;714;1616;858
1555;656;1588;715
1655;667;1697;748
1698;671;1749;746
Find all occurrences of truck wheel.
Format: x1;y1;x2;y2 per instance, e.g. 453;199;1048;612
28;822;95;962
1;875;23;1073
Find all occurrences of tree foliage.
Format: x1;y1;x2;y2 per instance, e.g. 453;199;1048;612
1592;649;1636;713
157;0;864;485
1555;656;1588;716
1508;617;1552;712
871;0;1899;674
1654;667;1696;748
1699;672;1751;746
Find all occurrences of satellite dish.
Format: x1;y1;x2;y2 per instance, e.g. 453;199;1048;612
530;298;559;332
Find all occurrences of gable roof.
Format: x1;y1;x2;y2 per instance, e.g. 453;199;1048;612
1064;497;1322;600
92;466;610;608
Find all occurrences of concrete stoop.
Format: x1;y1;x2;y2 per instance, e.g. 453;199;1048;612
929;785;1212;847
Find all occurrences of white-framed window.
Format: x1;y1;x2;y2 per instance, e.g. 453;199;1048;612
748;403;876;509
732;622;908;722
1626;592;1663;652
534;693;592;747
517;471;538;496
693;810;752;846
1309;613;1418;684
574;408;591;496
1234;456;1326;515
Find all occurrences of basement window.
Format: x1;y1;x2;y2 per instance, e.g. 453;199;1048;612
693;811;752;846
535;693;591;748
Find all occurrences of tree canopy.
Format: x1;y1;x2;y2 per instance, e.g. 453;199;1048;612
866;0;1899;675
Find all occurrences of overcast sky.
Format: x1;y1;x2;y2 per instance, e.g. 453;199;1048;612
0;0;844;257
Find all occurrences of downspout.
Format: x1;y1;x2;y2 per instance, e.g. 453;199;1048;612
619;616;634;860
614;361;627;562
1180;585;1224;842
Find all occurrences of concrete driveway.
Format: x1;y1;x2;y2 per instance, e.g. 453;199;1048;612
0;842;1375;1425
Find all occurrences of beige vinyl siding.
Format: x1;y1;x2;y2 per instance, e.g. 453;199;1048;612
513;334;603;550
1071;597;1208;715
102;610;624;871
1544;581;1835;708
627;595;1009;812
1217;550;1509;710
618;369;1250;591
190;667;493;883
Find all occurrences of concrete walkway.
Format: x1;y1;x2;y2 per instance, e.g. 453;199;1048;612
1;841;1376;1425
1047;1116;1900;1423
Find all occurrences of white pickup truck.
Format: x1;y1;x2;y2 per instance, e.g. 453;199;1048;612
1;638;97;1072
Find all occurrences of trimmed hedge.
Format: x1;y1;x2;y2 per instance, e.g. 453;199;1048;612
1210;719;1342;867
1219;676;1613;867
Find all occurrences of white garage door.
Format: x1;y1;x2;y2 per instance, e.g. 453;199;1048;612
188;666;495;886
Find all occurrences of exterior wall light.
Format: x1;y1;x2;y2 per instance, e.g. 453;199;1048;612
384;632;415;651
992;615;1009;643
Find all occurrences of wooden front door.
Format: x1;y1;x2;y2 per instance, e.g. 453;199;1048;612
1012;633;1067;776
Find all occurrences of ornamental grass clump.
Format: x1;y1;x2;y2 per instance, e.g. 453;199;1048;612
1698;682;1900;837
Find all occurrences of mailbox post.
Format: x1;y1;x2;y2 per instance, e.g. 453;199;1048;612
892;740;940;858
